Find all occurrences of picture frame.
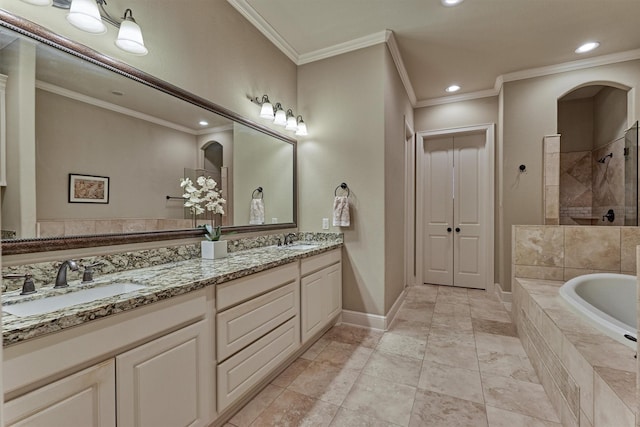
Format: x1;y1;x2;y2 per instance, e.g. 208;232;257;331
68;173;110;204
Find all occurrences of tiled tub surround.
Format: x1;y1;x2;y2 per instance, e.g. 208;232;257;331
512;225;638;426
2;234;343;346
513;278;637;427
512;225;640;283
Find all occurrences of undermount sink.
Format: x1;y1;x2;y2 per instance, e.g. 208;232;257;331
282;243;319;250
3;283;146;317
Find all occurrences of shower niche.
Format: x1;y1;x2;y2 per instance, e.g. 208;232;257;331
556;84;638;226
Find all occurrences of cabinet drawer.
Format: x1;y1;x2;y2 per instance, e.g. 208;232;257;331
217;281;299;361
217;263;298;311
301;249;341;276
217;317;299;412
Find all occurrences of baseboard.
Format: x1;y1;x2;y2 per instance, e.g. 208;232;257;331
341;288;407;331
494;282;512;303
341;310;386;330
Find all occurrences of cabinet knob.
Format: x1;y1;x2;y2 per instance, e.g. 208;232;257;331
455;227;461;233
447;227;452;233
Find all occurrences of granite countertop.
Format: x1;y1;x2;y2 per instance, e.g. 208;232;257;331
2;241;342;346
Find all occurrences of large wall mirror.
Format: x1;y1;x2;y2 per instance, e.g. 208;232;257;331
0;12;296;255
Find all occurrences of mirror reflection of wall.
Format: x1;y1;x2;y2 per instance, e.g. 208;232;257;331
0;25;296;241
557;85;637;226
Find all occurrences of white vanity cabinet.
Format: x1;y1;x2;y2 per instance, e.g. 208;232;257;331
116;320;209;427
4;359;116;427
216;263;300;412
3;290;212;427
301;249;342;344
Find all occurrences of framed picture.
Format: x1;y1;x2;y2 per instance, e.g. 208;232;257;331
68;173;110;204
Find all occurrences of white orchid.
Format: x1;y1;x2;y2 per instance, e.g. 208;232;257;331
179;176;226;238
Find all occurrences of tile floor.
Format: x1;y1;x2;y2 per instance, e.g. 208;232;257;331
224;284;561;427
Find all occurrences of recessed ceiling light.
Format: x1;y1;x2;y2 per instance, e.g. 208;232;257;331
199;120;209;126
446;84;461;93
441;0;464;6
575;42;600;54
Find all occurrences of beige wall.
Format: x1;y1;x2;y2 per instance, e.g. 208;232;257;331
594;86;628;148
558;98;594;152
383;46;413;313
297;45;386;315
35;90;197;221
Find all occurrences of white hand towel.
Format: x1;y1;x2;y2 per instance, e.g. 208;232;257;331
332;196;350;227
249;199;265;224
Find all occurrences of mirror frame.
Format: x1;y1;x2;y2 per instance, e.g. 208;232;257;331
0;10;297;255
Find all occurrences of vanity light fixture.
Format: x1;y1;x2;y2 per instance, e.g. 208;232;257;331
445;84;461;93
273;103;287;126
575;41;600;54
25;0;149;55
257;95;275;119
285;109;298;131
295;116;308;136
250;94;309;135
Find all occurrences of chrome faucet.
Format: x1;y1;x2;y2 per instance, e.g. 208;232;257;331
54;260;79;288
284;233;296;245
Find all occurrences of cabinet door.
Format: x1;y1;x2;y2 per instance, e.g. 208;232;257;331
301;270;326;343
326;262;342;320
116;320;210;427
5;359;115;427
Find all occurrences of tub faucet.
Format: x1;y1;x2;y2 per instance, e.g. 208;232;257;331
54;260;79;288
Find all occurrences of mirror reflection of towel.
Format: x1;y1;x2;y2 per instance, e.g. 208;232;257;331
332;196;350;227
249;199;265;224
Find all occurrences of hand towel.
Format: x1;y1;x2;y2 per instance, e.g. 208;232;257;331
332;195;350;227
249;198;265;224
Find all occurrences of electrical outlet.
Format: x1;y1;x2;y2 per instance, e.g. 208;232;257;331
322;218;329;230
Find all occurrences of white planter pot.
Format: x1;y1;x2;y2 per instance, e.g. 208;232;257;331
201;240;227;259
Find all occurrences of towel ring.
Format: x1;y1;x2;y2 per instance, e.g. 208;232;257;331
252;187;264;199
334;182;350;197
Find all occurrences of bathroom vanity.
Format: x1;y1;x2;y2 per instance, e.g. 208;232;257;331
2;241;342;427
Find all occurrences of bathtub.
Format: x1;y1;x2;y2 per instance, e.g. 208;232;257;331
559;273;637;349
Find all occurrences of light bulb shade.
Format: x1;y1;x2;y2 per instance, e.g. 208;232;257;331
285;113;297;131
116;19;148;55
20;0;53;6
295;117;308;136
67;0;107;34
273;106;287;126
260;101;274;119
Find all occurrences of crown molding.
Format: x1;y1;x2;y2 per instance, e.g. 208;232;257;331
415;88;500;108
500;48;640;84
385;30;417;106
298;31;389;65
36;81;200;135
226;0;299;63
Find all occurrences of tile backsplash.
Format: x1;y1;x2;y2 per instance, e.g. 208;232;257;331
1;232;343;292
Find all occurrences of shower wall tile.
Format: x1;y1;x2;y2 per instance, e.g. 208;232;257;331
563;226;621;270
514;226;564;267
544;135;561;225
546;152;560;186
592;139;625;209
560;151;592;209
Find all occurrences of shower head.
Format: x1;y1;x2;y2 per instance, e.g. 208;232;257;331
597;153;613;163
